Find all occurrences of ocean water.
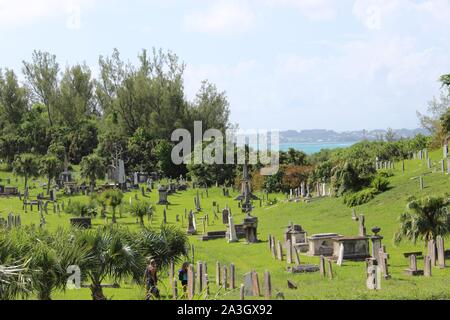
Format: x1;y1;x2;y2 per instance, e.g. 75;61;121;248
279;142;356;154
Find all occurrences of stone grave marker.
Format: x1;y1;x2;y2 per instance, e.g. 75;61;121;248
424;256;432;277
436;235;446;269
428;239;436;266
319;256;326;277
404;254;424;276
378;246;391;279
264;271;271;300
251;271;260;297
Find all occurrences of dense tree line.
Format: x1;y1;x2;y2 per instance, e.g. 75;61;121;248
0;49;230;180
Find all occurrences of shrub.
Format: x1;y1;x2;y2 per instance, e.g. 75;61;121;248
343;188;377;207
371;175;390;192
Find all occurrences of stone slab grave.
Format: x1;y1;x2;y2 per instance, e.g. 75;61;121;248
199;230;227;241
287;265;320;274
332;236;370;261
307;233;343;257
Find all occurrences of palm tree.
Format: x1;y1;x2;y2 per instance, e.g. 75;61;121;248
13;153;40;196
73;227;145;300
395;196;450;247
80;154;106;194
130;201;155;226
0;262;31;300
100;189;124;223
39;154;63;195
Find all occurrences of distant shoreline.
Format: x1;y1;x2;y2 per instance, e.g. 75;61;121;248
280;141;356;154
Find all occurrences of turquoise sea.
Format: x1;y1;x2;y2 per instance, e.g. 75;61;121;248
279;142;356;154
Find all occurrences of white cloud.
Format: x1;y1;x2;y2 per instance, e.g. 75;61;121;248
0;0;96;30
183;0;255;35
265;0;337;21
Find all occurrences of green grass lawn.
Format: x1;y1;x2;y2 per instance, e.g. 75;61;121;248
2;149;450;300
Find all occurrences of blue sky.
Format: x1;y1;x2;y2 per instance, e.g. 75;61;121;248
1;0;449;131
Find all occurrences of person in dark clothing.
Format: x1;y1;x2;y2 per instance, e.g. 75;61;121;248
144;259;160;300
178;262;189;294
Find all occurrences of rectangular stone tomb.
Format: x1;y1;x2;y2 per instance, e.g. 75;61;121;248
287;265;320;273
308;233;343;257
199;231;227;241
332;236;370;261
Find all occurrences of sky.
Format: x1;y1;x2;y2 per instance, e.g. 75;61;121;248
0;0;449;131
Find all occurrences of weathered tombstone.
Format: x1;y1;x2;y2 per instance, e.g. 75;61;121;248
187;264;195;300
419;176;424;190
216;261;221;286
277;241;283;261
187;210;197;235
378;246;391;279
326;259;333;280
243;215;259;243
264;271;271;300
230;264;236;289
158;187;169;205
294;247;301;265
359;215;366;237
366;262;380;290
436;235;446;269
428;239;436;266
251;271;260;297
197;262;204;293
286;240;293;264
240;284;245;300
228;214;238;243
319;256;326;277
287;280;298;290
371;227;383;264
223;265;228;290
424;256;432;277
404;254;423;276
337;243;345;266
271;238;277;259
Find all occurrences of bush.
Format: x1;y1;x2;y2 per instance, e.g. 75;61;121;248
371;175;390;192
65;200;97;217
343;188;377;207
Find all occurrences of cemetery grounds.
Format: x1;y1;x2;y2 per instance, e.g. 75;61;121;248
1;149;450;300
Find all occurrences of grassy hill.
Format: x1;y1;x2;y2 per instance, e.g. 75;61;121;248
1;149;450;300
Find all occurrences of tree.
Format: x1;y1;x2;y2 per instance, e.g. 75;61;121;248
22;51;59;127
13;153;40;194
129;201;155;226
73;227;145;300
0;69;28;125
395;196;450;247
80;154;106;194
39;155;63;195
99;189;123;223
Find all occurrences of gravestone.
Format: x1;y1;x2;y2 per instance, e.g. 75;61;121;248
230;264;236;289
251;271;260;297
264;271;271;300
216;262;221;286
286;240;293;264
404;255;424;276
436;236;446;269
158;187;169;205
243;272;254;296
186;210;197;235
424;256;432;277
243;215;258;243
366;262;380;290
428;240;436;266
359;215;366;237
378;246;391;279
187;264;195;300
228;214;238;243
319;256;326;277
419;176;424;190
277;241;283;261
222;208;230;225
163;208;167;224
337;243;344;266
